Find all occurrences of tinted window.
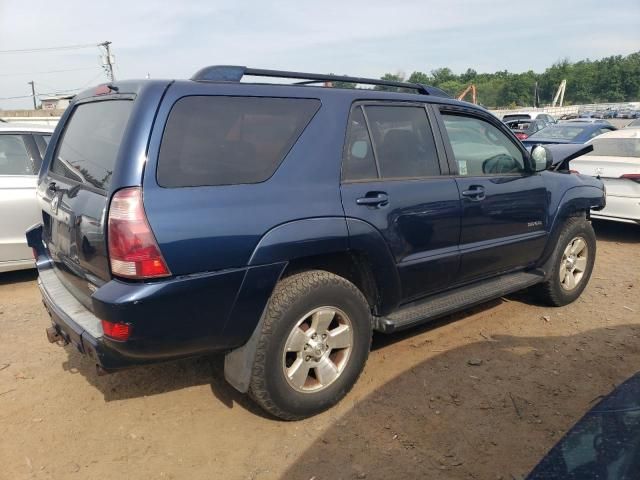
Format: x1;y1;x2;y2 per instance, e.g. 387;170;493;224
342;106;377;181
364;105;439;178
158;96;320;187
442;114;525;176
0;135;32;175
52;100;133;190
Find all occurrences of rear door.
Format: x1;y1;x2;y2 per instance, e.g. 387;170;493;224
435;106;548;283
0;133;41;264
340;102;461;302
39;100;134;307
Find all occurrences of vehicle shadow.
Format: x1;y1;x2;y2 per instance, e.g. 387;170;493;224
59;345;271;417
0;269;37;286
592;220;639;243
282;324;640;480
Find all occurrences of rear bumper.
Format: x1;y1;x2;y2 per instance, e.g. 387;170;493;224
29;221;287;372
591;194;640;224
38;268;133;370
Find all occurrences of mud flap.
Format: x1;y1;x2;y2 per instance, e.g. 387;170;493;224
224;309;266;393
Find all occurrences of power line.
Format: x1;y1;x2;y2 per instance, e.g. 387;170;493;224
0;66;99;77
0;43;99;54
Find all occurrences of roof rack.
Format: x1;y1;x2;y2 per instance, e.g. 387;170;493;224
190;65;450;97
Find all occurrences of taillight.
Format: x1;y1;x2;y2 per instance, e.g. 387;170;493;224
515;133;528;140
620;174;640;183
101;319;131;341
107;187;171;279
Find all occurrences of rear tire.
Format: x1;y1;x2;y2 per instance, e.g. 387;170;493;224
248;270;372;420
534;217;596;306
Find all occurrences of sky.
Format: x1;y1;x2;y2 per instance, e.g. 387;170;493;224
1;0;639;109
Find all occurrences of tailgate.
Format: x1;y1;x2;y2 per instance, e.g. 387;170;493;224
38;100;134;309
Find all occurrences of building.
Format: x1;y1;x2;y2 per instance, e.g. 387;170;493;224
40;95;75;110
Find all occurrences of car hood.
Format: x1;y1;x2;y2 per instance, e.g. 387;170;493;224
527;372;640;479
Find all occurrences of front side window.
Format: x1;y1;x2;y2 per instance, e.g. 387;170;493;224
0;135;32;175
158;96;320;187
442;113;526;176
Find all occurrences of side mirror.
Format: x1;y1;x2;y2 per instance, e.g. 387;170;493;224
531;145;552;172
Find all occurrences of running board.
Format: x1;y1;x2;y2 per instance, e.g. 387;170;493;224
374;271;544;333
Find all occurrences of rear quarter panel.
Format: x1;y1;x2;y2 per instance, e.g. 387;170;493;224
142;83;350;275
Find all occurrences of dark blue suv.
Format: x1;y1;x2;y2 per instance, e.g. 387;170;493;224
28;66;605;419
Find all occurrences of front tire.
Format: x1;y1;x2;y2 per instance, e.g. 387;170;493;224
248;270;372;420
534;217;596;306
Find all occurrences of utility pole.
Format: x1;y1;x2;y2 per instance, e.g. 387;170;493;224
99;41;115;82
27;81;37;109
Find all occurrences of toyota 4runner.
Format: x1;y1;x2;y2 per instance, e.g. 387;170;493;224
28;66;605;419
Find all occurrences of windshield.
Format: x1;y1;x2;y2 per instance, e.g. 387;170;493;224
530;125;586;141
588;138;640;157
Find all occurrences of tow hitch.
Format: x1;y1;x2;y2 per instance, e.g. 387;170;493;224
46;326;67;345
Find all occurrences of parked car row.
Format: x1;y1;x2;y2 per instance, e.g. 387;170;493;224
502;111;557;140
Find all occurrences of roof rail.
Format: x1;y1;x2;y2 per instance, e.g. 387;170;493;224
190;65;451;97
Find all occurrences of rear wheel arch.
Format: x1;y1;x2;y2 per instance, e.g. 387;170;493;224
281;251;380;315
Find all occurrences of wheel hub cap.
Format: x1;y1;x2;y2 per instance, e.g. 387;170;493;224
559;236;588;291
282;306;354;393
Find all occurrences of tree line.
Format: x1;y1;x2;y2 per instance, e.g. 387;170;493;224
333;51;640;108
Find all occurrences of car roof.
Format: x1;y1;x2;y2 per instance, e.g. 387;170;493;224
0;123;55;133
502;112;548;119
588;128;640;140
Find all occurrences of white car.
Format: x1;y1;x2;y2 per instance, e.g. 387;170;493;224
0;123;54;272
572;129;640;225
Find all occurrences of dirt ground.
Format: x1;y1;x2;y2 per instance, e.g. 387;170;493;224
1;220;638;480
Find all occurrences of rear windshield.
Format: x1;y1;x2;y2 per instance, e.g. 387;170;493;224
51;100;133;190
503;114;531;121
157;96;320;187
530;125;586;140
588;138;640;157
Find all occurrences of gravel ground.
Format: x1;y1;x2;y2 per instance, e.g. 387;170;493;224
0;220;638;480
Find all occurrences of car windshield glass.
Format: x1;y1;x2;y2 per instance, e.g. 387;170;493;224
530;125;586;140
503;114;530;121
588;138;640;157
506;120;532;131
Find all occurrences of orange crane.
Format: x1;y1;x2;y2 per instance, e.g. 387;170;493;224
457;84;477;104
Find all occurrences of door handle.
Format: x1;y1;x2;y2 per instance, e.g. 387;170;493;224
356;192;389;207
461;185;485;201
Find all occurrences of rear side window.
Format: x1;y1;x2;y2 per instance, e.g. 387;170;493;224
157;96;320;187
0;135;33;175
363;105;440;179
52;100;133;190
342;107;377;181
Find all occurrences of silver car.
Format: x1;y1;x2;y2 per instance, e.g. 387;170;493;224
0;123;54;272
